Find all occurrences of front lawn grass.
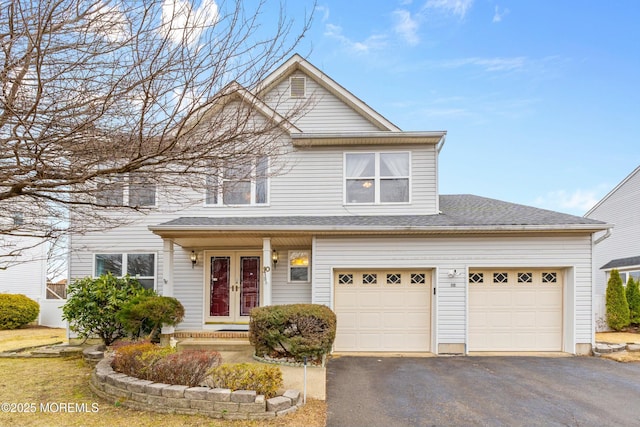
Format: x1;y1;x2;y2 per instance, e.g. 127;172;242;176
0;357;326;427
0;326;66;352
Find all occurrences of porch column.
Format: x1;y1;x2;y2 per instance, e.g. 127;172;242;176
161;239;175;335
262;238;272;306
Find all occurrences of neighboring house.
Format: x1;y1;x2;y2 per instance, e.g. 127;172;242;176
69;54;609;354
0;235;66;328
585;165;640;330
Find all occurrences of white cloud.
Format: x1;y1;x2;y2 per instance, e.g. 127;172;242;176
324;24;387;53
392;9;420;45
424;0;474;18
492;5;509;23
534;188;606;215
437;56;527;72
315;5;330;22
161;0;219;47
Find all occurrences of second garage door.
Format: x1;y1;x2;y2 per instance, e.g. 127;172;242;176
333;269;432;352
468;269;563;351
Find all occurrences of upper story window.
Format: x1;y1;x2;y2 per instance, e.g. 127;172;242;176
95;253;156;290
206;157;269;206
344;152;410;204
129;176;156;207
95;175;155;207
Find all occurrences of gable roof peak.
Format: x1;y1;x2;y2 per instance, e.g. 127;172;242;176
257;53;401;132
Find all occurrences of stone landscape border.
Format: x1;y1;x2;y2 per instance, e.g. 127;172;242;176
89;355;302;420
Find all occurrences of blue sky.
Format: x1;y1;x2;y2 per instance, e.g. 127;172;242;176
280;0;640;216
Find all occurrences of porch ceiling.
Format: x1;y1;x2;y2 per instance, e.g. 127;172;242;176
166;234;312;249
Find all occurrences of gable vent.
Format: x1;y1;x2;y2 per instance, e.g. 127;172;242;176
290;76;306;98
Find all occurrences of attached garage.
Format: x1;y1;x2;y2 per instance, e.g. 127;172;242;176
468;269;563;351
333;269;432;352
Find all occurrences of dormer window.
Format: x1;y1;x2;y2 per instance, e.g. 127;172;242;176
290;76;306;98
344;152;410;204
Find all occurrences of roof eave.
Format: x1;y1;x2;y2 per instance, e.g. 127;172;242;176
149;223;610;236
290;131;447;147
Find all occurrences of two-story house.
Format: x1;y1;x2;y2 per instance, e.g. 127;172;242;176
585;165;640;330
69;54;609;355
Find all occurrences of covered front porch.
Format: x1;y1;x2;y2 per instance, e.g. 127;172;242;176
149;226;314;335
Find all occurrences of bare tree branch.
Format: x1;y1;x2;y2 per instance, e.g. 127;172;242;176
0;0;315;265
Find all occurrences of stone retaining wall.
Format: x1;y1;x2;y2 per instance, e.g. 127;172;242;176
90;356;302;420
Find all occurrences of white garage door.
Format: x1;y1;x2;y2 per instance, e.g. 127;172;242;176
334;270;431;352
468;269;563;351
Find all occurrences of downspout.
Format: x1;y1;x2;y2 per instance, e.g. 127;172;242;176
593;228;611;245
435;134;447;213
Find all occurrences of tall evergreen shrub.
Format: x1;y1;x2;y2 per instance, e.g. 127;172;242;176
625;276;640;325
606;269;630;331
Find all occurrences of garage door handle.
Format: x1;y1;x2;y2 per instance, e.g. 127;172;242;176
434;288;436;295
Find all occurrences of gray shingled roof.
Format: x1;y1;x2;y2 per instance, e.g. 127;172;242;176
601;256;640;270
151;195;607;232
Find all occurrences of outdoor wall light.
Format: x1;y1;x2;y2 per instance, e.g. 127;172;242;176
190;250;197;268
272;249;279;268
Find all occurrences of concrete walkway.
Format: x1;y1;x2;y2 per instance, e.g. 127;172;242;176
219;348;326;400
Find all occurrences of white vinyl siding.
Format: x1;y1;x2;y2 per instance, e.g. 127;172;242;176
265;71;383;132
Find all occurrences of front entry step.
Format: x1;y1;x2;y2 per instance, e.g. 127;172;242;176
176;338;253;352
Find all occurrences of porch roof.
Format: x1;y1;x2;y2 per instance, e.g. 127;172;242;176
601;256;640;270
149;195;609;242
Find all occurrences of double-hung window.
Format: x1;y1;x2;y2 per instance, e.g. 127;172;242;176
94;253;156;290
288;250;310;282
129;176;156;207
344;152;410;204
95;175;155;207
206;157;269;205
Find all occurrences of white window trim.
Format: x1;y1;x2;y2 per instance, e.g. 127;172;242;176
204;157;270;207
288;250;311;283
343;151;412;205
92;252;157;291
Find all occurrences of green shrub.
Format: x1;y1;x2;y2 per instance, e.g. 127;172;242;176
62;273;152;345
207;363;282;398
606;269;630;331
626;277;640;325
117;295;185;340
249;304;336;363
0;294;39;330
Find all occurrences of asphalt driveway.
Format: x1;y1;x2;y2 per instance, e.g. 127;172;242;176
326;356;640;427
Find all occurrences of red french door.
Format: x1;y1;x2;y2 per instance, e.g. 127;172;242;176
208;253;261;322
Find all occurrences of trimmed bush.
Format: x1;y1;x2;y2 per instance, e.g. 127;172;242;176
0;294;39;330
151;350;222;387
111;341;166;377
111;341;221;387
62;273;152;345
606;269;630;331
206;363;282;398
249;304;336;363
117;295;185;340
626;277;640;325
